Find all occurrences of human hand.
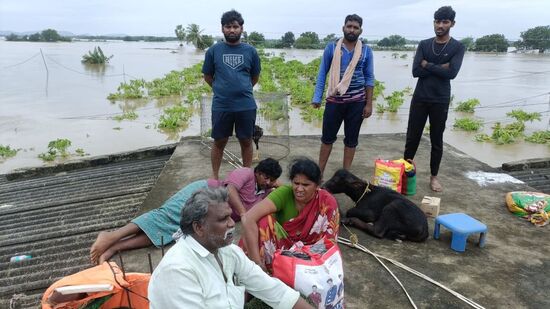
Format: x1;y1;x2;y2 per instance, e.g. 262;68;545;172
421;60;428;68
363;103;372;118
441;63;450;69
272;180;282;188
311;102;321;109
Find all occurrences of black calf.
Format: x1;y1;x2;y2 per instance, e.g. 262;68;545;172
323;169;428;242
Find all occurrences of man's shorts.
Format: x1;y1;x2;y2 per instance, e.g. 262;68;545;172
321;101;365;148
211;109;256;140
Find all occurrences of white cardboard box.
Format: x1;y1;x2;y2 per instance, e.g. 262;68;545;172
421;196;440;218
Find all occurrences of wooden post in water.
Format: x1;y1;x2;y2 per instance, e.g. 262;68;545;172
39;49;48;75
39;49;49;94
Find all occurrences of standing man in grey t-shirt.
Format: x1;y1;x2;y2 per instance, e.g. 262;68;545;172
203;10;261;179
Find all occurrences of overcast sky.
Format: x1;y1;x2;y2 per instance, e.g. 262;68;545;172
1;0;548;40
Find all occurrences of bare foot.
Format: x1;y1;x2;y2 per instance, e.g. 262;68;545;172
430;176;443;192
98;248;117;265
90;231;118;265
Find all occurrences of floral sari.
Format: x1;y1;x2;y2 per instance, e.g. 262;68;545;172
257;188;339;269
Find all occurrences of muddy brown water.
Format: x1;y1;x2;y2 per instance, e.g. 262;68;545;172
1;40;549;173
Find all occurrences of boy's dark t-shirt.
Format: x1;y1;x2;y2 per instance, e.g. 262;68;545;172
202;42;261;112
411;37;465;104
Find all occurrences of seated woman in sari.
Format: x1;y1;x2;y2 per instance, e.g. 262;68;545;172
241;157;340;271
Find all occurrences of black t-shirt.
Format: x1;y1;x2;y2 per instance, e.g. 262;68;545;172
411;37;465;104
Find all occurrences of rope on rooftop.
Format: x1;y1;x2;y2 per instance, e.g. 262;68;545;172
200;139;243;169
337;236;486;309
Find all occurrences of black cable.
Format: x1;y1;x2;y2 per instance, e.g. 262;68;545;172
1;52;41;69
457;70;550;83
107;261;150;303
58;106;158;120
44;54;127;77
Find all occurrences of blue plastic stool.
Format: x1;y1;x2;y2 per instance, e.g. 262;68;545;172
433;213;487;252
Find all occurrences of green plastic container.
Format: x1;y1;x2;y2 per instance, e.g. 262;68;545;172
405;174;416;196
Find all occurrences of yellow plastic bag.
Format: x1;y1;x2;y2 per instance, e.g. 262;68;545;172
373;159;404;192
393;159;414;173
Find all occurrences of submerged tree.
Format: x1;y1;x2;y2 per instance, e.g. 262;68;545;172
185;24;212;50
248;31;265;46
459;36;475;51
280;31;295;48
5;33;19;41
82;46;113;64
200;34;214;49
377;35;406;48
294;31;321;49
518;26;550;53
323;33;337;44
41;29;64;42
174;24;186;46
28;33;41;41
474;34;509;52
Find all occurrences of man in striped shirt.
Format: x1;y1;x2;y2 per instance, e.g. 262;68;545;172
312;14;375;177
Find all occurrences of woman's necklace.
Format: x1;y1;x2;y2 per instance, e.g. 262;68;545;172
432;37;451;56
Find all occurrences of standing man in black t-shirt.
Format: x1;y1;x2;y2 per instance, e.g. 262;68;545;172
404;6;465;192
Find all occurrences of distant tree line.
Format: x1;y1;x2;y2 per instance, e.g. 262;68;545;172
72;35;178;42
459;25;549;53
235;25;550;53
121;36;175;42
5;29;71;42
5;29;178;43
243;31;337;49
6;24;547;54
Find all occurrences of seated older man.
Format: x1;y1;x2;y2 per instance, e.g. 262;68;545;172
148;187;313;309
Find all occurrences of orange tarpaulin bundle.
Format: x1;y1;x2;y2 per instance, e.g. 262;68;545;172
41;262;150;309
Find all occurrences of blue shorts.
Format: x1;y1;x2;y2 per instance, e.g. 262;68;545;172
211;109;256;140
321;101;365;148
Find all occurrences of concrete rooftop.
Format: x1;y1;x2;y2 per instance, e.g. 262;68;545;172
1;134;549;308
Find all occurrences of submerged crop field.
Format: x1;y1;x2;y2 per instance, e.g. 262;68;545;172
1;41;549;172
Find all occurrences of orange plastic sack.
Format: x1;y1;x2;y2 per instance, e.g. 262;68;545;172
373;159;404;192
41;262;150;309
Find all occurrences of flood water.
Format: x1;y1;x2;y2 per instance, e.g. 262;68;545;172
1;40;549;173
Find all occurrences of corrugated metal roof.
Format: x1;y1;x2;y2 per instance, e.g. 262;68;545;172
505;168;550;193
0;154;170;308
501;158;550;193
